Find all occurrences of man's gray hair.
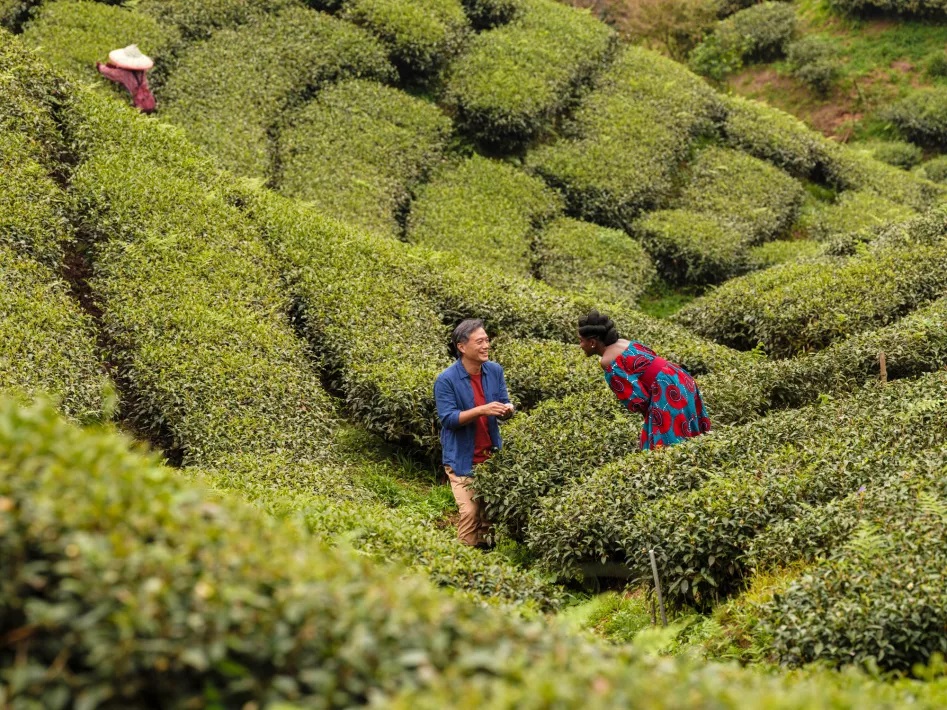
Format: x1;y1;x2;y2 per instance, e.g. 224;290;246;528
450;318;485;359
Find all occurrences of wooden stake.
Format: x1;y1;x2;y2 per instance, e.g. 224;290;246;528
880;351;887;384
649;549;668;627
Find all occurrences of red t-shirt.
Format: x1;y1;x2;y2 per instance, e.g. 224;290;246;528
469;372;493;464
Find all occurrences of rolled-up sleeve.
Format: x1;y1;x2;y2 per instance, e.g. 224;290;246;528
434;375;462;430
496;364;511;405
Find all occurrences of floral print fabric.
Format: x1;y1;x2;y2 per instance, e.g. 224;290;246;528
604;341;711;450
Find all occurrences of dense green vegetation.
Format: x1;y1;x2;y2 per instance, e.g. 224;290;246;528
7;0;947;700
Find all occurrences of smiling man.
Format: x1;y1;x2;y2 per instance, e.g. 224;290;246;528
433;318;514;547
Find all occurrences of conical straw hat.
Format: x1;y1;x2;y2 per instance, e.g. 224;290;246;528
108;44;153;71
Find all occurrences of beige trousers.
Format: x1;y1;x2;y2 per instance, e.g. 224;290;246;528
446;467;491;546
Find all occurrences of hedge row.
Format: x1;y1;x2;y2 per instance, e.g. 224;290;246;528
882;87;947;149
0;244;107;421
527;372;947;606
491;336;600;410
674;206;947;357
689;2;797;81
474;390;640;538
917;154;947;183
748;445;946;572
337;0;469;78
278;78;451;239
161;6;394;177
829;0;947;19
0;131;71;269
527;45;722;228
806;189;916;243
677;147;804;245
719;94;823;178
461;0;520;28
10;399;947;708
534;217;656;308
818;140;947;212
698;289;947;424
236;187;450;449
764;482;947;671
632;147;804;284
406;154;563;276
137;0;296;40
64;91;335;465
446;0;615;149
196;451;566;610
720;93;947;211
633;210;751;286
21;0;180;86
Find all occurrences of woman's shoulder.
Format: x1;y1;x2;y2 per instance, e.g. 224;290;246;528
600;340;633;370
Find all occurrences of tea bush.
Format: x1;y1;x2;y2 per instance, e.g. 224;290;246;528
746;239;823;269
0;246;107;421
720;94;822;178
864;140;923;169
461;0;520;27
406;154;563;276
632;147;804;284
786;35;841;96
533;217;656;307
137;0;297;39
446;0;614;149
492;336;600;409
765;486;947;670
236;187;450;449
622;378;947;607
689;2;797;80
21;0;180;84
0;132;71;269
339;0;469;77
633;210;749;285
475;390;640;538
882;87;947;149
829;0;947;17
6;398;945;710
528;46;722;227
161;6;394;177
525;379;889;575
678;147;805;245
817;139;947;211
749;447;947;571
0;45;66;169
807;190;916;243
66;95;335;464
197;451;566;610
278;78;451;239
528;373;947;604
674;207;947;357
699;289;947;424
918;154;947;182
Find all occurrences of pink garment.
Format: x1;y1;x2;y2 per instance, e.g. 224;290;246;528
96;62;156;113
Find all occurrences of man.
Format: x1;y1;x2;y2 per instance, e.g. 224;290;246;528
434;319;514;547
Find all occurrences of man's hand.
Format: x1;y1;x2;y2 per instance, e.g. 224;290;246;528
480;401;511;417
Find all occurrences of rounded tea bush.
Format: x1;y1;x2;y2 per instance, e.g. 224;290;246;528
882;87;947;149
787;35;841;96
278;79;451;239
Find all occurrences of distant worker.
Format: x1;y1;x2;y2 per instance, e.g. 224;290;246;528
96;44;156;114
578;309;710;450
434;319;514;548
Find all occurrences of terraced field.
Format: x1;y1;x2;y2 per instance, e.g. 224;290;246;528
5;0;947;704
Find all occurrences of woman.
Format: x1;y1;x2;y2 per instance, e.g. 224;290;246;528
434;319;514;547
578;310;710;450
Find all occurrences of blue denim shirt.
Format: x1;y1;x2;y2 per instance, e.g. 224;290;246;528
434;359;511;476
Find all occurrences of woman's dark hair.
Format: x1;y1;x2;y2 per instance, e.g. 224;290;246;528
578;310;619;346
449;318;486;359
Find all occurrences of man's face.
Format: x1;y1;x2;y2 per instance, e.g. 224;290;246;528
459;327;491;363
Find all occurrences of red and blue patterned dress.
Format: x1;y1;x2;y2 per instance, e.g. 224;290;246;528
604;341;711;451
